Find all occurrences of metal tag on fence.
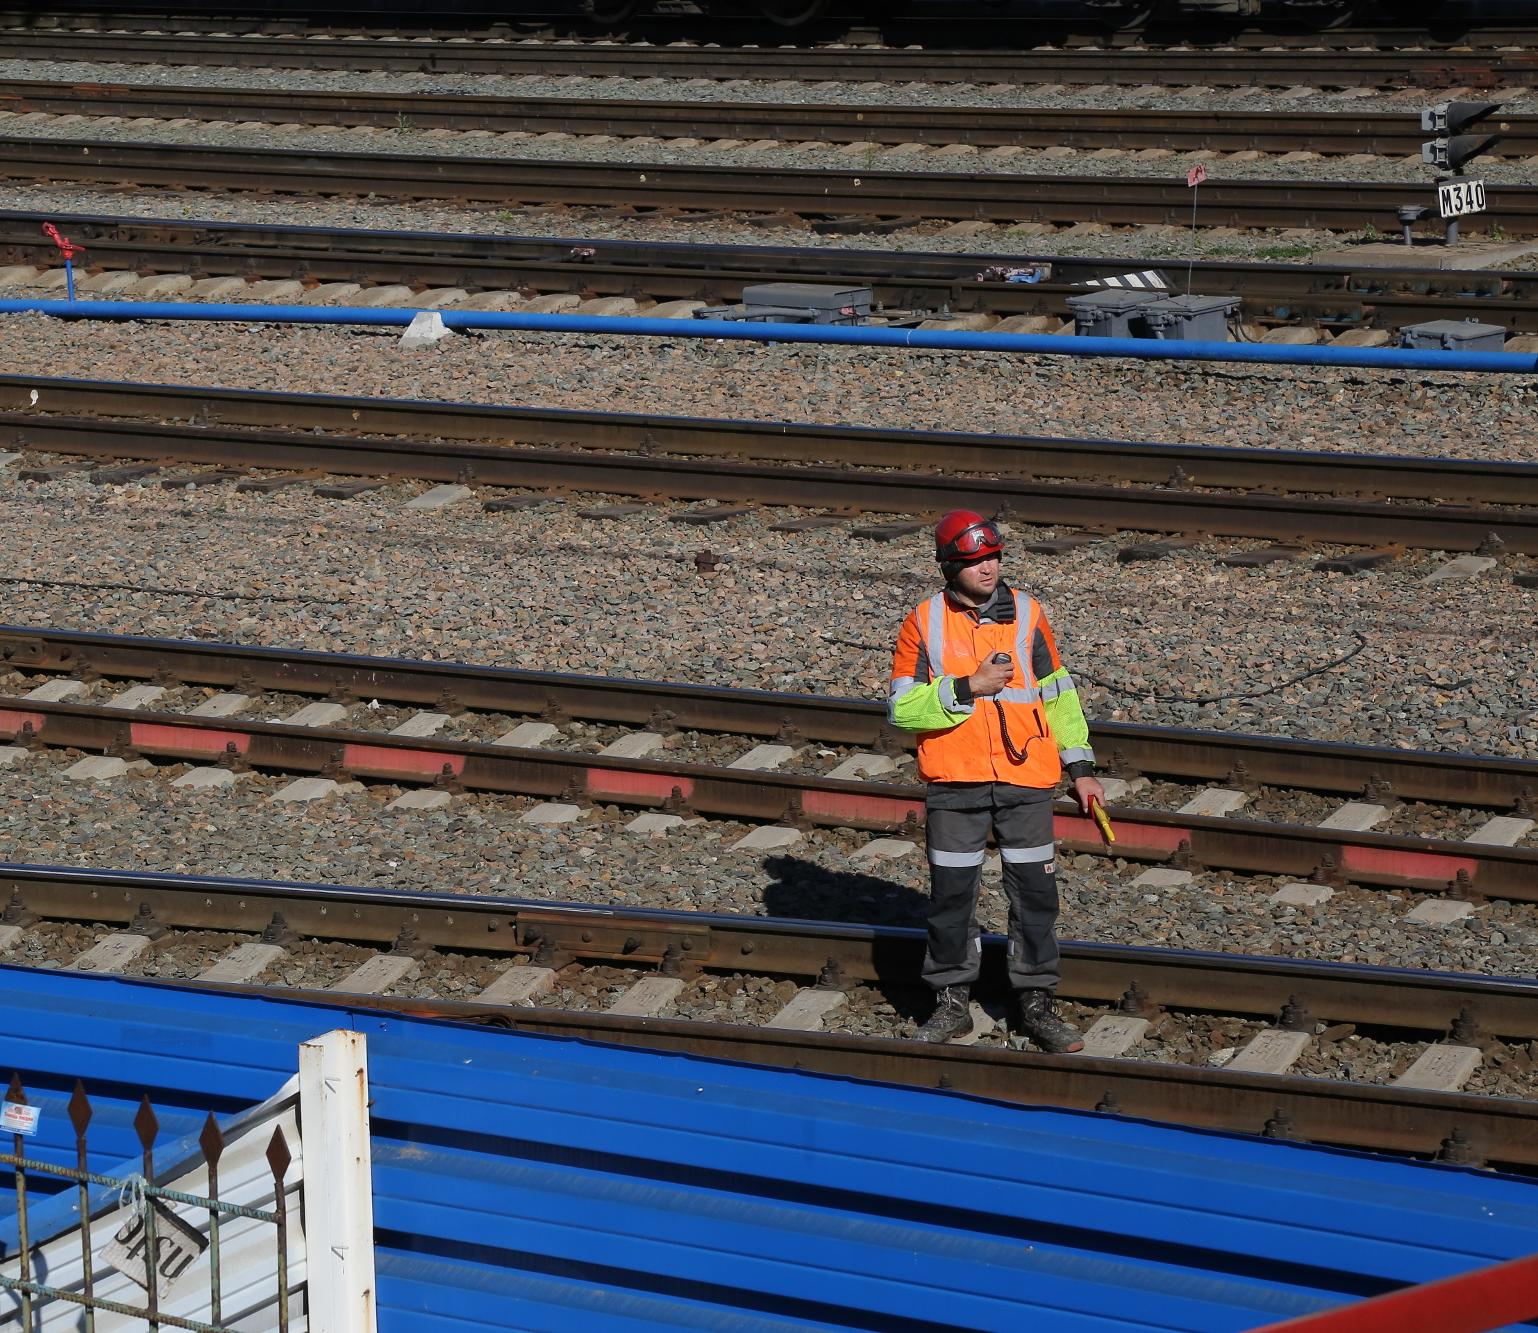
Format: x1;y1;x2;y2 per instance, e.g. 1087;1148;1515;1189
1;1103;40;1136
101;1201;209;1298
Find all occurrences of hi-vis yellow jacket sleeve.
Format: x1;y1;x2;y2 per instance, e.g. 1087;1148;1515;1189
887;605;973;732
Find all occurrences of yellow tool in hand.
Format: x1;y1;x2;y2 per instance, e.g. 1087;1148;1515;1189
1089;797;1116;845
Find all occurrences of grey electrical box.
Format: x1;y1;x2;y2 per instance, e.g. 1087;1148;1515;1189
741;282;872;324
1399;317;1508;353
1066;289;1163;338
1142;294;1242;343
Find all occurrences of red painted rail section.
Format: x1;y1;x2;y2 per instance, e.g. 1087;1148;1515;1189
1;697;1532;897
1254;1250;1538;1332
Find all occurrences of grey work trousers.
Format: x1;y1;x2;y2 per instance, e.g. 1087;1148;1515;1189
922;784;1060;993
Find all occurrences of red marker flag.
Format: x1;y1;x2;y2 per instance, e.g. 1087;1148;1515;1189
41;222;84;260
1186;163;1208;189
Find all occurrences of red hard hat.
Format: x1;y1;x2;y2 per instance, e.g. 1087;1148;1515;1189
935;510;1003;563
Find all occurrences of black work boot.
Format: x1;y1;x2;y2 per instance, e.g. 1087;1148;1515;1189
913;985;973;1043
1010;989;1084;1054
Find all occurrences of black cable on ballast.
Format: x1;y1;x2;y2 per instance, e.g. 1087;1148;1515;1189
820;630;1369;706
0;575;339;605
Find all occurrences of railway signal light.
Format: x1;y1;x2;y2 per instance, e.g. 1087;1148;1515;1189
1419;100;1503;174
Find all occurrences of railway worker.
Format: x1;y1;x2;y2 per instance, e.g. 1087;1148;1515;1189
888;510;1104;1050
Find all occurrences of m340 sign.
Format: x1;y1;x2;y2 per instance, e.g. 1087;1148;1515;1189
1437;177;1488;221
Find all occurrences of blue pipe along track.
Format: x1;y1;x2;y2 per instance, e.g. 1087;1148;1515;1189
2;298;1537;374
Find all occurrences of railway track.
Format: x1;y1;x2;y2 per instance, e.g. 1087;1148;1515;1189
0;627;1533;900
2;28;1536;87
7;212;1537;336
4;11;1534;49
4;80;1536;158
3;136;1531;234
3;375;1537;554
0;861;1531;1168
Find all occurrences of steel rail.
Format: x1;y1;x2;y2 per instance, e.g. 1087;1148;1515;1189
6;210;1537;334
8;376;1536;511
1;29;1536;86
6;11;1537;49
0;685;1533;898
4;408;1537;553
3;137;1533;234
1;861;1533;1168
3;80;1534;158
4;622;1527;811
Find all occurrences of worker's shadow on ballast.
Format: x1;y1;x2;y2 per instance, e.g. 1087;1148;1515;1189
759;855;928;930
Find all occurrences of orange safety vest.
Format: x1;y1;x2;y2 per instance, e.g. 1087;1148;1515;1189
893;590;1063;789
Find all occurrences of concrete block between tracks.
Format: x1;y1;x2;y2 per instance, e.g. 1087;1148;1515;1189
247;279;306;300
200;941;287;984
600;731;664;759
1405;898;1476;925
1228;1029;1311;1076
1270;882;1335;907
1318;801;1389;832
766;988;847;1032
1098;776;1149;802
189;276;251;300
1421;554;1497;585
389;711;452;738
333;954;419;995
1393;1043;1481;1092
608;976;686;1018
729;825;803;852
625;812;692;836
728;743;801;771
1178;787;1249;818
455;290;525;311
1466;816;1536;847
0;746;31;768
481;965;556;1007
0;923;23;951
388;788;452;811
1078;1014;1150;1059
1132;867;1193;889
272;776;363;804
189;691;252;718
495;721;560;748
172;766;239;790
404;482;473;509
520;801;586;826
826;752;897;781
79;270;141;295
297;282;363;306
71;932;153;974
648;299;708;319
525;292;581;314
851;837;918;863
64;756;152;783
130;274;193;298
106;684;166;710
283;700;350;728
24;677;87;702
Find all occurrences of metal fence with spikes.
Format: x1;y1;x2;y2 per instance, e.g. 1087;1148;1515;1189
1;1072;292;1333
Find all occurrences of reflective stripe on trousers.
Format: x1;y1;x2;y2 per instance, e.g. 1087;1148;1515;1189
923;797;1060;992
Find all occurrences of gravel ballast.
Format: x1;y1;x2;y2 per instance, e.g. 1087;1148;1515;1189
2;56;1536;116
0;430;1531;754
6;108;1537;189
1;746;1533;984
